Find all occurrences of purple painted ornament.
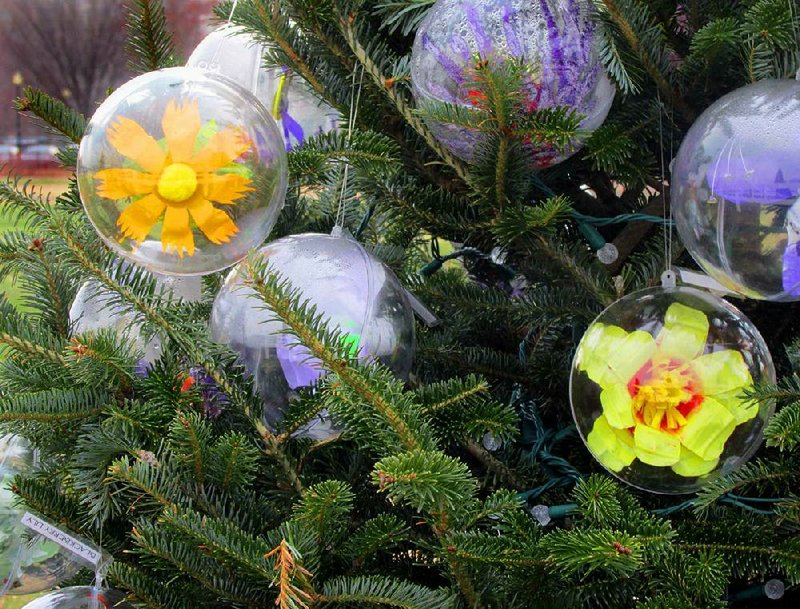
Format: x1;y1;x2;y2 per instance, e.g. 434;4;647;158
410;0;615;168
672;79;800;301
209;233;415;441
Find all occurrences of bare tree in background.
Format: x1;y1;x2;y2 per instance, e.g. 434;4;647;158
1;0;129;117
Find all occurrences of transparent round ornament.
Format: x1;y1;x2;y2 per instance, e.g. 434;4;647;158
410;0;615;168
186;25;340;151
672;79;800;301
69;274;203;364
570;287;775;494
77;67;288;276
0;436;79;595
210;232;416;440
19;586;134;609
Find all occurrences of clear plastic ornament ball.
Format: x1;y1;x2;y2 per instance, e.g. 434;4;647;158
19;586;134;609
69;274;202;364
570;287;774;494
672;79;800;301
77;67;288;276
0;436;78;595
410;0;615;168
187;25;340;151
210;232;416;440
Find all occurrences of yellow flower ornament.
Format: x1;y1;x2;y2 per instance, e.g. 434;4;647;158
96;100;252;258
571;289;774;491
78;68;288;276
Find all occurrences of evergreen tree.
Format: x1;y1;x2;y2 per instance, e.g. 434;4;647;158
1;1;799;607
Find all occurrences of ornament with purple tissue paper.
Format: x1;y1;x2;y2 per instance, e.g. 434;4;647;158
209;233;415;441
186;26;339;152
410;0;615;168
672;79;800;301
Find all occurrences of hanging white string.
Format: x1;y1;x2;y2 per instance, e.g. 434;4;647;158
657;92;669;271
668;99;675;269
334;65;366;230
227;0;241;22
204;0;242;71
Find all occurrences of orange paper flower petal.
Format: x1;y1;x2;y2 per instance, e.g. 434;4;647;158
189;198;239;244
116;193;166;243
198;172;253;205
190;128;251;173
107;117;166;174
96;168;157;200
161;206;194;257
162;100;201;163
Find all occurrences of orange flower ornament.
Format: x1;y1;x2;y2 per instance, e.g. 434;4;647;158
96;100;253;258
575;301;760;480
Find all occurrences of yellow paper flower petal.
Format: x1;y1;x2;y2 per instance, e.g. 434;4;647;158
586;415;636;472
671;446;719;477
655;302;709;361
578;323;656;388
96;168;157;200
190;128;251;173
188;198;239;244
690;350;752;396
633;425;681;466
714;388;759;425
116;194;166;243
107;117;167;174
600;384;636;429
199;172;253;205
161;206;194;257
679;397;736;461
162;100;201;164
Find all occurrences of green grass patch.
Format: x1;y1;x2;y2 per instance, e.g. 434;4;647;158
0;205;23;307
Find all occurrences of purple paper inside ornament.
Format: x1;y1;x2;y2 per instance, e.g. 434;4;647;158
701;144;800;295
782;241;800;295
412;0;614;168
705;151;800;205
275;332;365;390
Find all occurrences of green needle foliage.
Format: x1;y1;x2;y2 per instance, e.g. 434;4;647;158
1;1;799;608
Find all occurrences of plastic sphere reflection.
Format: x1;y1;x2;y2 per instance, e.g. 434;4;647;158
570;287;774;494
209;233;415;440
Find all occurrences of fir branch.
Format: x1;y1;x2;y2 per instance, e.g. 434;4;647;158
109;563;202;609
766;399;800;451
15;88;86;144
288;129;402;183
244;254;437;453
373;450;477;515
292;480;354;544
693;459;798;511
159;506;279;582
337;15;470;182
342;514;411;564
319;575;457;609
264;539;315;609
0;387;107;422
221;0;328;101
36;207;303;491
126;0;178;73
542;529;645;577
595;0;695;122
372;0;437;36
